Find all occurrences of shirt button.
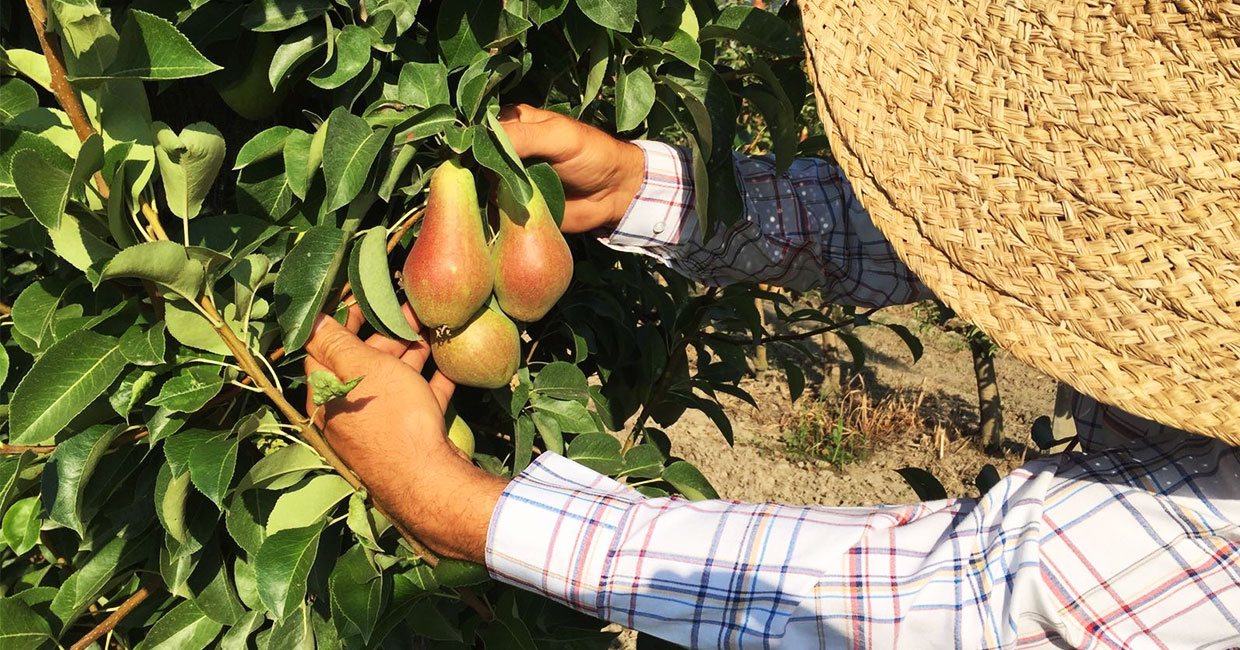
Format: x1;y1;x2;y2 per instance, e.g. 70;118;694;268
653;222;665;234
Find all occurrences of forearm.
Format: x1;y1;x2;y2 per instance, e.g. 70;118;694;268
601;143;933;307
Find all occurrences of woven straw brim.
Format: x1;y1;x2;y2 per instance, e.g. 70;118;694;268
800;0;1240;444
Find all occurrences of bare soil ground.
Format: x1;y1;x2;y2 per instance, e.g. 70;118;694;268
665;304;1058;506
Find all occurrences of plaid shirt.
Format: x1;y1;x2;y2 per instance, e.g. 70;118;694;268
485;143;1240;648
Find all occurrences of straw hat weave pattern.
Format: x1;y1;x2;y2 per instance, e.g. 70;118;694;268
800;0;1240;443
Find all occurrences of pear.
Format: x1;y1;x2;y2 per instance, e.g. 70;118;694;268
402;160;492;329
212;33;290;121
444;405;476;458
491;182;573;322
429;306;520;389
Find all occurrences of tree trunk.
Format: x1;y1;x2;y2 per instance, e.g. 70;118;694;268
969;336;1004;453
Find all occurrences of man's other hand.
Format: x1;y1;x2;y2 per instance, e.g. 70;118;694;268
498;104;645;233
303;306;506;562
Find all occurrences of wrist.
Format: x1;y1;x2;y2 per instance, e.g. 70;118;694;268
607;140;646;230
381;443;507;562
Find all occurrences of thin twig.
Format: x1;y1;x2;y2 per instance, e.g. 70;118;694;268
70;575;163;650
0;428;149;455
23;0;110;200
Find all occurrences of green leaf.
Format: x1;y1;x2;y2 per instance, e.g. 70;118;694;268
50;533;152;625
134;600;223;650
514;415;534;473
662;460;718;500
1031;415;1057;450
782;360;806;403
895;467;949;502
473;119;531;208
243;0;330;32
265;473;352;534
269;24;328;88
92;10;222;79
616;64;655;132
1;496;41;555
566;432;623;474
435;1;501;69
835;330;866;371
348;226;420;340
47;212;119;273
621;444;665;479
187;433;239;508
282;129;315;199
13;133;103;229
256;521;325;618
41;424;124;535
149;365;225;413
226;488;278;556
526;163;566;227
164;299;229;355
120;321;167;366
274;225;349;351
322;108;388;211
155;464;192;544
527;0;571;26
0;344;8;390
882;323;924;363
699;6;801;56
99;241;207;301
238;444;327;491
533;361;588;400
432;558;489;587
111;367;157;417
397;61;450;109
9;332;126;445
975;464;1002;497
11;278;76;349
0;598;52;647
329;545;386;641
234;126;293;169
218;610;264;650
531;396;597;433
530;410;564;455
576;0;636;31
309;25;370;89
152;122;227;220
0;79;38;121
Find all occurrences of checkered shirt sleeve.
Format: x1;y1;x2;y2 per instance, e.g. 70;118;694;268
599;141;933;307
487;437;1240;649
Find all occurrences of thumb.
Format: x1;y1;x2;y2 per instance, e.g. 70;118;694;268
305;314;389;379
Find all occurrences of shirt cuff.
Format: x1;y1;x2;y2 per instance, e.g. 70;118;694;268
599;140;696;252
485;453;642;614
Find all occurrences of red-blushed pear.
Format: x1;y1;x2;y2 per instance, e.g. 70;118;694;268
429;306;520;389
491;181;573;322
402;160;492;329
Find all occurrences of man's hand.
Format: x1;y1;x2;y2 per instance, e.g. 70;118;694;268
304;307;506;562
498;104;645;233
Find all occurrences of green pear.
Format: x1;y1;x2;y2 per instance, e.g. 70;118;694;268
402;160;493;329
491;182;573;322
429;306;520;389
445;405;476;458
212;33;289;121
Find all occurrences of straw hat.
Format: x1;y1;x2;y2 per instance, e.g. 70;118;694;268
799;0;1240;444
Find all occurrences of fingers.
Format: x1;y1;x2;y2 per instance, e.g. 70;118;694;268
344;303;364;333
305;314;390;379
497;103;580;162
428;370;455;411
365;332;410;358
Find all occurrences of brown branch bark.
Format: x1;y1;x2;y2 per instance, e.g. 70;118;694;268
70;575;163;650
23;0;110;200
0;301;11;316
0;428;148;455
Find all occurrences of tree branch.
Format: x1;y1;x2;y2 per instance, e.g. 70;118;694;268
70;575;163;650
23;0;110;200
0;428;148;455
0;301;11;316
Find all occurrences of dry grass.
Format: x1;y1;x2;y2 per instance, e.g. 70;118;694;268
782;378;952;465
